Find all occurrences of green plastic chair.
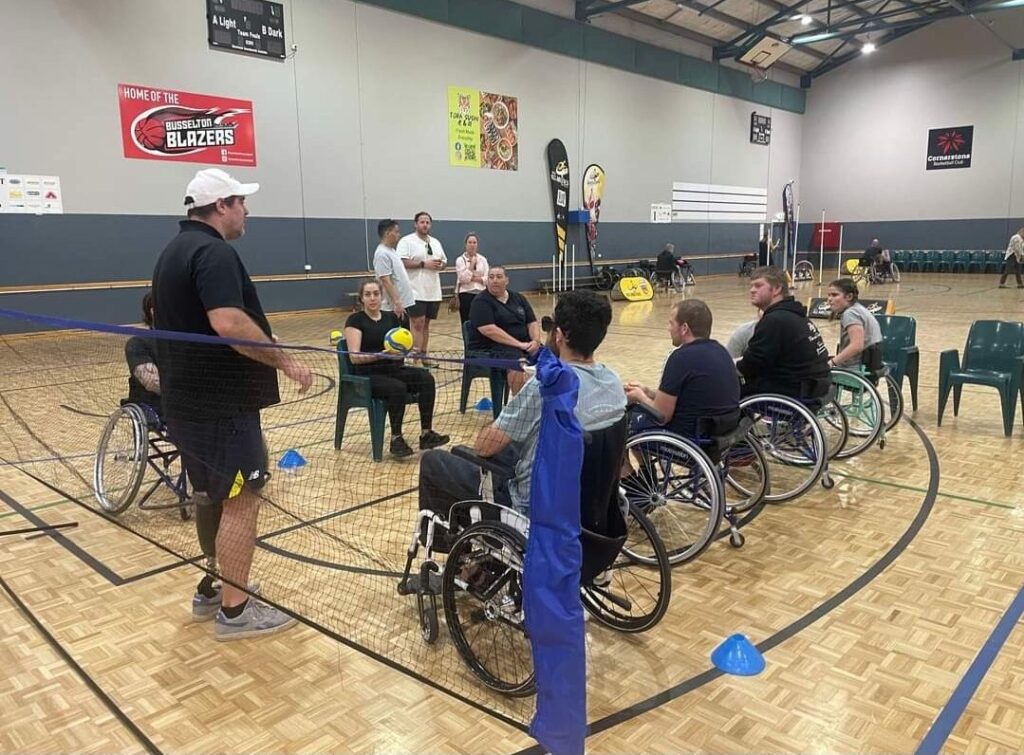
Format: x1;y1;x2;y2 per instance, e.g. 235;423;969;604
937;320;1024;437
459;321;509;419
334;337;418;461
987;250;1004;274
951;250;972;274
908;250;925;272
877;315;920;411
968;250;986;273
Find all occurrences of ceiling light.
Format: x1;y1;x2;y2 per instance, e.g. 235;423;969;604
800;14;813;25
862;41;876;53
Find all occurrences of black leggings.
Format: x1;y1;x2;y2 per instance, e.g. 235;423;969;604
458;292;478;323
357;364;436;437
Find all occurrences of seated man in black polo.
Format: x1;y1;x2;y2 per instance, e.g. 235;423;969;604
467;265;542;394
125;292;163;423
737;266;831;400
624;299;739;439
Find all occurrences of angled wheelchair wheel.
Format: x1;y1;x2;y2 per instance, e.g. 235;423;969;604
671;268;687;291
881;374;903;431
94;404;147;514
831;369;884;458
890;263;902;283
581;501;671;633
594;267;617;291
721;437;769;517
442;521;535;697
794;260;814;282
740;394;827;503
621;432;724;565
816;400;849;459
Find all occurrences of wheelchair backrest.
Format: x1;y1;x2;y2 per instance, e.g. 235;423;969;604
579;416;628;584
963;321;1024;373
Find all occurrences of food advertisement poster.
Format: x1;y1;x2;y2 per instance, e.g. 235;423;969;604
448;86;518;171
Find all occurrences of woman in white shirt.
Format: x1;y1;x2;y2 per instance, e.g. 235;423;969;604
999;227;1024;288
454;232;489;323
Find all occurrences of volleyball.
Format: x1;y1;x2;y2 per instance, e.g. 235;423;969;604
383;327;414;354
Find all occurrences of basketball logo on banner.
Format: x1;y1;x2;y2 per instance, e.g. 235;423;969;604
546;139;570;263
582;164;605;267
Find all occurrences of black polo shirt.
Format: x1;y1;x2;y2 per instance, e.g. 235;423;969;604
658;338;740;438
468;289;536;351
151;220;279;420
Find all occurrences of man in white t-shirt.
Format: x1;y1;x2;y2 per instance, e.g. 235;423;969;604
373;218;415;319
397;211;447;356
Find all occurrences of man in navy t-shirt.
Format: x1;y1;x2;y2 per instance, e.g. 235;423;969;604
624;299;739;438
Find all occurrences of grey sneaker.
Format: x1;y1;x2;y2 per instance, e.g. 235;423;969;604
191;581;262;622
215;598;297;641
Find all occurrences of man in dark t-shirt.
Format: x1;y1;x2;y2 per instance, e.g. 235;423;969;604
624;299;739;438
467;265;541;393
151;168;311;641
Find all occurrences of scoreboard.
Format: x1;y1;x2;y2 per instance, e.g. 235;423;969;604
207;0;286;60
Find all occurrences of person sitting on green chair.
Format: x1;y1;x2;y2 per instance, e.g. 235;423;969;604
344;279;449;458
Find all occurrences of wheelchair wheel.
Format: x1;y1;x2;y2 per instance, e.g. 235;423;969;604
594;267;616;291
94;405;147;514
442;521;535;697
816;400;849;459
581;502;671;633
721;437;769;517
881;373;903;431
621;432;724;565
794;260;814;282
890;263;901;283
739;394;827;503
831;370;884;459
670;268;687;291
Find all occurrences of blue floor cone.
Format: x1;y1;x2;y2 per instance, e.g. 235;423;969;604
711;633;765;676
277;448;307;471
474;397;493;412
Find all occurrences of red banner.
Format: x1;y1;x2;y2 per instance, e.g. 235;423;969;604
810;221;841;251
118;83;256;166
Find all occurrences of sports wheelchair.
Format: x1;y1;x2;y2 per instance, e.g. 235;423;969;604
848;257;901;286
739;378;838;503
93;401;191;519
738;254;758;277
621;407;769;565
793;260;815;282
397;417;672;697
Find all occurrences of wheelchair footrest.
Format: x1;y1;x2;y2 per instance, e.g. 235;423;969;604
400;569;442;595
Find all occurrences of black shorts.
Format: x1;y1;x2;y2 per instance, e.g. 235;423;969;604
472;345;523;361
165;412;269;504
407;300;441;320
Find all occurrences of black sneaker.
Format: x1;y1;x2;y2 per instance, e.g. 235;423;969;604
390;436;415;458
419;430;450;450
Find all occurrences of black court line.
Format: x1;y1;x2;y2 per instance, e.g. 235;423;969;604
257;541;403;579
513;415;940;754
0;576;163;755
257;487;415;542
0;470;531;736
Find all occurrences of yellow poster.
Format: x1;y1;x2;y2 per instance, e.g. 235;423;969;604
618;277;654;301
448;86;481;168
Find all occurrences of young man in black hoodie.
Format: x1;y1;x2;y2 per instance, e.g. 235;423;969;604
737;266;830;398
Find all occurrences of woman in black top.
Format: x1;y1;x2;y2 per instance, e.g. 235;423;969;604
344;279;449;458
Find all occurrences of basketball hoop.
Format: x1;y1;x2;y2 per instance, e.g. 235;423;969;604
746;63;769;84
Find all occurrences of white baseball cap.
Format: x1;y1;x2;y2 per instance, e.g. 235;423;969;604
183;168;259;209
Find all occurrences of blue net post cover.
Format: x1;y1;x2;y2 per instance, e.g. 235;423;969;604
711;633;765;676
277;448;307;474
474;397;493;412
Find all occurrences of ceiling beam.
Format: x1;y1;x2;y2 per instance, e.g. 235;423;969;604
805;22;924;79
672;0;831;59
577;0;650;20
790;3;951;40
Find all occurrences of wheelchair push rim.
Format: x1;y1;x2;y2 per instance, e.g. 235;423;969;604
621;432;724;566
93;404;147;514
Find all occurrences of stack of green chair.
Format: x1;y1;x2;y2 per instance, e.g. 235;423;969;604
986;250;1004;274
937;320;1024;437
951;250;972;273
908;250;926;272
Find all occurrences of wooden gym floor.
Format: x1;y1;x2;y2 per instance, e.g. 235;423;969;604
1;272;1023;753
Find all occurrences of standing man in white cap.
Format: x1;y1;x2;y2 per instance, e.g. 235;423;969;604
152;168;312;641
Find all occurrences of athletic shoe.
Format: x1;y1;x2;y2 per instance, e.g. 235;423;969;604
214;599;297;641
191;581;262;622
390;436;415;458
419;430;450;450
999;284;1008;288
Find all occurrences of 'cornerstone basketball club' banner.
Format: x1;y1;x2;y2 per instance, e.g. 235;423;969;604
118;83;257;166
926;125;972;171
546;139;570;263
